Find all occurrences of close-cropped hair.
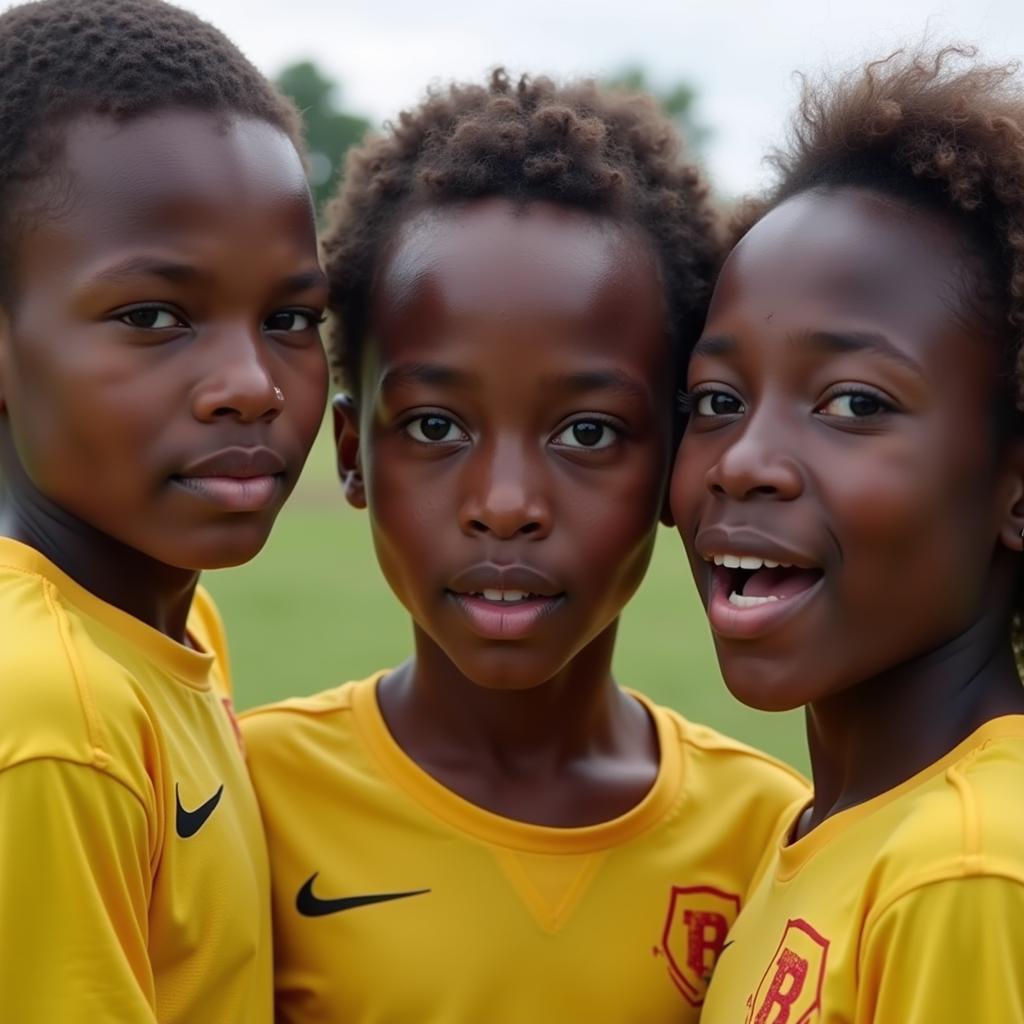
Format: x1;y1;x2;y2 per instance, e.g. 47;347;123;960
739;45;1024;412
322;68;720;395
0;0;301;296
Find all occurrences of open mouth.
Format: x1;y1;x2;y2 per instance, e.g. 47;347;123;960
711;554;824;608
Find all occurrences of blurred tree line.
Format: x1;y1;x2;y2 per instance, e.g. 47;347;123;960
275;61;709;217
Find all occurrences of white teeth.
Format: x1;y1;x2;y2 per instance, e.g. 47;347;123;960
709;554;794;570
481;588;529;602
728;592;781;608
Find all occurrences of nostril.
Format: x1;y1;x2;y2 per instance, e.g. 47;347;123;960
520;521;542;536
468;519;489;534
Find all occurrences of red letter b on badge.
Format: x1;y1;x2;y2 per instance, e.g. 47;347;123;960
753;949;808;1023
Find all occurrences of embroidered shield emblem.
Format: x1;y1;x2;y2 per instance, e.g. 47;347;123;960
746;918;830;1024
660;884;741;1006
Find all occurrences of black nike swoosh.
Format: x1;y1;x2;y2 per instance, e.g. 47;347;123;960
175;783;224;838
296;872;430;918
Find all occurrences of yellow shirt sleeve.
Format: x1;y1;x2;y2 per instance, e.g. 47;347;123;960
0;758;157;1023
860;874;1024;1023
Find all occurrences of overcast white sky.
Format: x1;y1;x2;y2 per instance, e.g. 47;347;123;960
33;0;1024;196
174;0;1024;195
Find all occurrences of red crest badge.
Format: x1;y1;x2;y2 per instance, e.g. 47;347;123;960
746;918;829;1024
659;885;741;1006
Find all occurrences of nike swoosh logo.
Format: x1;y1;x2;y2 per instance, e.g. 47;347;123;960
175;783;224;838
296;872;430;918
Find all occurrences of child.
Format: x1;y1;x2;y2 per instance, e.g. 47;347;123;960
0;1;328;1019
240;71;808;1023
672;47;1024;1021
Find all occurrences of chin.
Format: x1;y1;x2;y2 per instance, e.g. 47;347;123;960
160;528;273;572
451;648;571;692
718;652;815;713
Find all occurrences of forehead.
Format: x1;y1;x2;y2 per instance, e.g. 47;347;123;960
369;199;667;372
712;188;972;341
14;110;314;283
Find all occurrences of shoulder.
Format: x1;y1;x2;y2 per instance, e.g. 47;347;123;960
912;728;1023;866
876;728;1024;892
240;676;371;760
644;697;809;798
0;563;156;797
636;697;808;863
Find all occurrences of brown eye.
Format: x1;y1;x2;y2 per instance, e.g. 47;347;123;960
264;310;316;332
819;392;888;418
405;415;464;443
119;307;182;329
696;391;744;416
551;419;617;450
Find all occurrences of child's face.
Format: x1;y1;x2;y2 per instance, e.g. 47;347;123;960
0;110;328;570
342;199;673;690
672;187;1018;711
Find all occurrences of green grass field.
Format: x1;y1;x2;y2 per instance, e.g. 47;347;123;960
205;427;809;773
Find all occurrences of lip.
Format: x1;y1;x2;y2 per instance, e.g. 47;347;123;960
175;447;287;479
694;526;820;570
447;562;562;598
448;592;565;640
694;525;825;642
705;564;824;640
445;563;565;641
172;447;286;513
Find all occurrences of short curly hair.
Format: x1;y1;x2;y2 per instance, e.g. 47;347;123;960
739;45;1024;411
322;69;719;395
0;0;301;295
739;46;1024;659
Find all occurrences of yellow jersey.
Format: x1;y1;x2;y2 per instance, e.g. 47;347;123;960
0;538;272;1023
701;715;1024;1024
241;672;808;1023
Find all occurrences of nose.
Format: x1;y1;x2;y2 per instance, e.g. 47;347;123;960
191;328;282;424
704;411;804;501
458;440;552;540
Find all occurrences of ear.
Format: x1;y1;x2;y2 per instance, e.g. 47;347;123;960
997;437;1024;552
332;393;365;510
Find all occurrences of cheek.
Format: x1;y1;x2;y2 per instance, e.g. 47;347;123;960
277;347;329;443
668;434;711;537
828;429;997;624
569;459;665;602
9;345;154;490
363;449;449;599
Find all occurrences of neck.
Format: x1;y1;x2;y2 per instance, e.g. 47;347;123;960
0;462;199;642
802;608;1024;834
376;619;659;825
387;622;630;765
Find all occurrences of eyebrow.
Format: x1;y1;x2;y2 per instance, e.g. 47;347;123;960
691;330;924;377
804;330;924;376
87;259;328;294
690;334;737;359
545;369;650;403
379;362;478;392
89;257;204;286
278;268;329;294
